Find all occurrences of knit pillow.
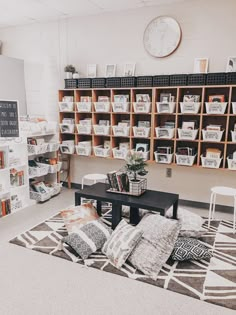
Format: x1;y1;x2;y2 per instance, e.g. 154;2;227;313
62;219;112;260
102;219;143;269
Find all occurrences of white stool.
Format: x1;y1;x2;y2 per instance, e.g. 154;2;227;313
208;186;236;233
81;173;107;189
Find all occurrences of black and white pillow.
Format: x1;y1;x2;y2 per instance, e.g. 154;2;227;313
171;237;212;261
62;219;112;260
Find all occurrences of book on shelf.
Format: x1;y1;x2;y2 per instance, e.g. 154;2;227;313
119;120;130;127
98;120;110;126
0;151;5;169
10;168;25;187
98;96;109;102
79;119;92;126
104;140;111;149
80;96;91;102
177;147;196;156
161;121;175;129
62;96;74;102
206;148;221;159
182;121;197;130
206;124;222;131
119;142;130;151
62;118;75;124
183;95;200;102
117;122;129;128
78;141;92;148
138;121;150;128
160;93;175;102
208;95;225;102
135;143;149;152
114;95;129;102
156;146;172;154
136;94;150;102
0;198;11;217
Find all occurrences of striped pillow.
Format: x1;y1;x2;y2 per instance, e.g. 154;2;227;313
102;220;143;269
62;219;112;260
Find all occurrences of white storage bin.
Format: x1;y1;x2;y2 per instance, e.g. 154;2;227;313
48;142;60;152
133;127;150;138
154;152;173;164
30;190;51;202
232;102;236;114
76;102;92;112
227;158;236;170
231;130;236;143
133;102;151;113
175;154;196;166
93;125;110;136
112;126;130;137
28;143;49;156
59;144;75;154
94;102;110;112
201;155;222;169
45;121;57;133
75;145;92;156
155;127;175;139
28;164;49;178
112;102;130;113
202;129;224;142
58;102;74;112
156;102;176;114
50;183;61;196
112;148;128;160
177;129;198;140
205;102;227;114
48;162;62;174
59;123;75;134
76;124;92;135
180;102;201;114
93;145;110;158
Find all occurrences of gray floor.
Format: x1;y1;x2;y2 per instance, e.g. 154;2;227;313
0;188;235;315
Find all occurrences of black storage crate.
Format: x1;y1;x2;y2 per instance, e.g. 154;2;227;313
77;78;91;89
136;76;153;87
206;73;226;85
64;79;78;89
92;78;106;88
153;75;169;87
188;74;206;86
106;77;121;88
170;74;188;86
120;76;136;88
226;72;236;84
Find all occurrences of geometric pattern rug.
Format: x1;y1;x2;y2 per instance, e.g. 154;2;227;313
9;210;236;311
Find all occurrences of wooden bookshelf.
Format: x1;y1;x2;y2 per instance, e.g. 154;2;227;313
58;85;236;171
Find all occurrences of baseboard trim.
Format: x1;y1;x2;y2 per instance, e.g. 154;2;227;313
62;181;234;213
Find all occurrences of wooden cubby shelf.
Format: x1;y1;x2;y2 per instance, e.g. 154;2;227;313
58;85;236;170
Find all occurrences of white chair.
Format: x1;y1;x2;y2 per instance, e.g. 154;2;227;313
81;173;107;189
208;186;236;233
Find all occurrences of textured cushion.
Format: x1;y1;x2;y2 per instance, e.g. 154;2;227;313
60;203;99;234
166;207;205;238
128;214;181;280
102;219;143;269
171;237;212;261
62;219;112;260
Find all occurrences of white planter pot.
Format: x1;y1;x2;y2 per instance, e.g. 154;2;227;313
65;72;73;79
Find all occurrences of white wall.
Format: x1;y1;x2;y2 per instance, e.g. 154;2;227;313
0;0;236;205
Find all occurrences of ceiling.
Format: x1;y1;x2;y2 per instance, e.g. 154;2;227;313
0;0;186;28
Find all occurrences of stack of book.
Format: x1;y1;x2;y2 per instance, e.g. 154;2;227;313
10;168;25;187
0;151;5;169
0;198;11;217
107;171;129;192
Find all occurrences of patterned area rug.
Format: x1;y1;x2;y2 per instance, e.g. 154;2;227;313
10;210;236;311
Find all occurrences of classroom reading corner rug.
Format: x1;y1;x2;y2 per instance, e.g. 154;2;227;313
10;211;236;311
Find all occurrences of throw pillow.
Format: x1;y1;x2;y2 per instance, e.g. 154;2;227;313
62;219;112;260
171;237;212;261
60;203;99;234
166;207;205;238
128;214;181;280
102;219;143;269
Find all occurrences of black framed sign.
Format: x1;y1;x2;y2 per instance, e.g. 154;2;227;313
0;100;19;138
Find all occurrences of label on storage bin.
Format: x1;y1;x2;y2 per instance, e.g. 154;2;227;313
114;103;126;111
96;103;108;111
135;103;147;112
77;103;91;112
157;128;171;138
182;103;195;112
95;126;106;134
77;147;89;155
78;125;91;134
204;159;218;167
180;130;194;139
114;127;125;136
208;103;222;113
178;156;191;164
135;128;147;137
204;131;219;141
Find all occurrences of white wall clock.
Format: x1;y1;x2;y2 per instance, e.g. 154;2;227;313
143;16;182;58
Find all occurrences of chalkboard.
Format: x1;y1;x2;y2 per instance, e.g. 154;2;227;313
0;100;19;138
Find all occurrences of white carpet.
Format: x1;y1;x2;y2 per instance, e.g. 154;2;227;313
0;187;235;315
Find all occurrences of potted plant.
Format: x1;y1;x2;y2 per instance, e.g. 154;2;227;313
125;151;148;195
64;65;76;79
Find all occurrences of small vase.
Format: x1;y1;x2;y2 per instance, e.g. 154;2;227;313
65;72;73;79
73;72;80;79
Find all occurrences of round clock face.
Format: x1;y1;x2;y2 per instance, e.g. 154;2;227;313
143;16;181;58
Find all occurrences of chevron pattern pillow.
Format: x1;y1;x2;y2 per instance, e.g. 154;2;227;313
102;219;143;269
171;237;212;261
62;219;112;260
